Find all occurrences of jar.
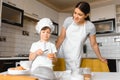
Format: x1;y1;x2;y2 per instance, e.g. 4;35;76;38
71;68;84;80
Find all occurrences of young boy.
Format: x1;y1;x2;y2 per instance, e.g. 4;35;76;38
29;18;57;71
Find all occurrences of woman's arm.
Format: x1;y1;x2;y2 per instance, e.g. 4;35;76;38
56;27;66;49
89;35;107;63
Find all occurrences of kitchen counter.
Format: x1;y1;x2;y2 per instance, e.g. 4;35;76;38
1;71;120;80
55;71;120;80
0;57;29;72
0;57;29;60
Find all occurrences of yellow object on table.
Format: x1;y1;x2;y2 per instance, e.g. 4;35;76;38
80;58;109;72
53;58;66;71
0;74;38;80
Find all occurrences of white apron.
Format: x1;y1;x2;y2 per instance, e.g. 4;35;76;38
63;21;87;70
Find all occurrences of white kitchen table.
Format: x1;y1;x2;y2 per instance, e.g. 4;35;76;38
1;71;120;80
92;72;120;80
54;71;120;80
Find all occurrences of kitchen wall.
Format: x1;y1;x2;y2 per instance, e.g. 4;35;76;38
0;0;2;33
85;35;120;59
0;16;38;56
0;16;58;56
58;13;72;34
0;0;59;56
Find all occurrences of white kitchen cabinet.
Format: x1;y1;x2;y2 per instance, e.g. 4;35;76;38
23;0;40;20
0;0;2;28
2;0;40;20
116;4;120;33
2;0;25;10
91;5;116;21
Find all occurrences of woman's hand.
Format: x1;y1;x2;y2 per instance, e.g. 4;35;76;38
99;57;108;64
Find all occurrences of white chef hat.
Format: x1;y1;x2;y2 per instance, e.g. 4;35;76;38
36;18;54;34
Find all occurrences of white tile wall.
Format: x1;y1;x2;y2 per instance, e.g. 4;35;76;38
85;35;120;59
0;16;57;56
0;17;39;56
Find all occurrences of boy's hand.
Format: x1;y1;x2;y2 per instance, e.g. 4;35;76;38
47;53;55;60
35;49;43;55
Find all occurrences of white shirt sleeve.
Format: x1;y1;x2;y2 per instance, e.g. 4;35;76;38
63;17;73;29
86;21;96;36
50;43;57;53
30;42;37;53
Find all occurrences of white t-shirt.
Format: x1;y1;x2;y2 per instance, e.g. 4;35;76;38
30;41;57;54
63;17;96;36
30;41;57;71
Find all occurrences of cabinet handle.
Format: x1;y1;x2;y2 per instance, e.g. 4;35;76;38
99;17;106;20
24;12;39;19
24;12;31;15
7;1;16;6
4;62;14;65
32;13;39;18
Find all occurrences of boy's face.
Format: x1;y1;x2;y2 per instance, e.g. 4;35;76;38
40;28;51;41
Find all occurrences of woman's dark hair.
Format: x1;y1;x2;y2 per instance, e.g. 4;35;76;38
75;1;90;21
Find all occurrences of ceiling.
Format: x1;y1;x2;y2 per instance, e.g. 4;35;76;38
37;0;114;13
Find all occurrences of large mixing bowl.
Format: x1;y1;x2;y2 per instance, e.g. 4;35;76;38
31;66;56;80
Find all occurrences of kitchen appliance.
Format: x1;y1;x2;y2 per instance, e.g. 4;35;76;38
2;2;24;27
92;18;115;34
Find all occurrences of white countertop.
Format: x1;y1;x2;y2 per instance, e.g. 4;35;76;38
1;71;120;80
92;72;120;80
0;57;29;60
54;71;120;80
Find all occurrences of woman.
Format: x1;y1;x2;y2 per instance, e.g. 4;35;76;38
56;1;107;70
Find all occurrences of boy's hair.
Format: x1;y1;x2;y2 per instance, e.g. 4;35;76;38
41;26;51;32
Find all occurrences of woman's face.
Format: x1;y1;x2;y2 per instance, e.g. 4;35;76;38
40;28;51;41
73;8;88;24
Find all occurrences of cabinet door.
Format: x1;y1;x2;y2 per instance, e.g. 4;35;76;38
3;0;40;20
23;0;40;20
0;61;4;72
3;0;25;9
91;5;116;21
0;60;15;72
3;60;15;71
0;0;2;27
0;59;28;72
116;5;120;33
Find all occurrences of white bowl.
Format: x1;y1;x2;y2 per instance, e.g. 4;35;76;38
20;60;32;70
31;56;53;71
7;68;30;75
31;66;56;80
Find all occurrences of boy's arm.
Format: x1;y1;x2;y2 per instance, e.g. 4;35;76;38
47;53;57;62
29;49;43;61
29;52;37;61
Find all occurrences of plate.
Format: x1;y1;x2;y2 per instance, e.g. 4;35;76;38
20;60;32;70
7;68;30;75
